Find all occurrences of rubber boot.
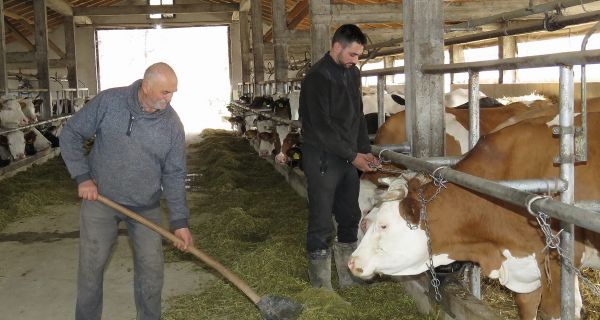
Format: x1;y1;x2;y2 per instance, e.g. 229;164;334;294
333;241;365;288
307;249;333;291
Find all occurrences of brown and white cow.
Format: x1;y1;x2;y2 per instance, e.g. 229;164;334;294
0;97;29;129
350;111;600;319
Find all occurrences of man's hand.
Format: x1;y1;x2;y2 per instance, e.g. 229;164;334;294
173;227;193;251
78;180;98;200
351;153;379;172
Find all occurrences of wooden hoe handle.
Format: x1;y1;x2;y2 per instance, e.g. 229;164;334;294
96;195;262;304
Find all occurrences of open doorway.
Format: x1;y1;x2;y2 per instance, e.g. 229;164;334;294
96;26;231;134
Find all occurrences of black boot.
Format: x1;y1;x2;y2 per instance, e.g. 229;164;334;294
307;249;333;291
333;241;365;288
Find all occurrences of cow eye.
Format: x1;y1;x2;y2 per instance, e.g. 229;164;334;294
380;224;387;230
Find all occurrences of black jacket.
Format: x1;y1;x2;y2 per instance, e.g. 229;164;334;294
299;53;371;162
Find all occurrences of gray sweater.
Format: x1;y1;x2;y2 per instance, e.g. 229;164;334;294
60;79;189;230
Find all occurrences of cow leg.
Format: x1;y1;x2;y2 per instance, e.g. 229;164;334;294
514;289;541;320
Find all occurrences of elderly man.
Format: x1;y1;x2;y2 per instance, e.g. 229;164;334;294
60;62;193;320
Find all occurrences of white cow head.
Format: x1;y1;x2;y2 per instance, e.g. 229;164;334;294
19;98;38;123
5;130;26;160
350;176;454;279
0;98;29;128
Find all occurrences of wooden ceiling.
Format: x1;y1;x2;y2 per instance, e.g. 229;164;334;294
2;0;404;46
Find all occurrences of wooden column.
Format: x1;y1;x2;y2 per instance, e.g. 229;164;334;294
309;0;330;64
0;0;8;93
239;11;251;86
498;35;517;83
271;0;288;93
250;0;265;92
449;44;464;85
64;15;78;91
33;0;52;119
404;0;444;157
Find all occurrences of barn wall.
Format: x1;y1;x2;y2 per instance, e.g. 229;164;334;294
4;24;98;96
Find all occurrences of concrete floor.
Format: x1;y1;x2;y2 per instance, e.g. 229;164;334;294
0;202;214;320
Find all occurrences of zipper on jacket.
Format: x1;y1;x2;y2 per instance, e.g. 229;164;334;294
126;113;135;136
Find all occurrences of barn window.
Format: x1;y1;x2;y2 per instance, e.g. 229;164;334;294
149;0;175;19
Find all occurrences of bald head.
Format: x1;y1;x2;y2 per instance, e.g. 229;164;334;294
139;62;178;112
143;62;177;84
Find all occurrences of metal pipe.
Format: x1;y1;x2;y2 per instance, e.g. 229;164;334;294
422;49;600;74
0;115;71;135
377;75;386;128
449;0;599;32
373;143;411;154
559;65;576;320
371;145;600;234
361;66;405;77
578;21;600;162
468;71;480;150
362;10;600;60
575;200;600;212
230;100;302;129
363;0;600;51
497;179;567;194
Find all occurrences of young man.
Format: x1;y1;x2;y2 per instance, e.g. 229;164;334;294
60;62;193;320
299;24;378;290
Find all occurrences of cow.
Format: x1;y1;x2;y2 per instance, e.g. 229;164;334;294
349;111;600;319
19;98;38;123
228;116;246;135
362;92;405;115
444;88;489;108
0;130;26;161
374;101;541;156
23;128;52;155
0;97;29;129
257;131;280;158
364;112;390;135
73;97;86;113
244;129;258;140
275;131;302;167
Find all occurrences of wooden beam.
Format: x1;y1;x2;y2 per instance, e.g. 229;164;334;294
287;0;308;30
325;4;402;24
272;0;288;93
404;0;445;157
33;0;52;120
251;0;265;85
0;0;8;92
309;0;330;62
73;4;239;16
20;22;66;59
263;0;308;43
7;59;71;69
46;0;73;16
6;51;35;63
64;15;77;89
239;11;251;84
4;18;35;51
239;0;251;12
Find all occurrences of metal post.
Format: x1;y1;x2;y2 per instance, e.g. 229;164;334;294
558;65;575;320
377;74;385;128
468;70;480;150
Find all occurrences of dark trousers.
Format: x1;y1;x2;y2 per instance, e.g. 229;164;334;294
302;144;361;253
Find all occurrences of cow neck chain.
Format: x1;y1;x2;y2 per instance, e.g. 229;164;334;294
527;196;600;298
415;167;448;302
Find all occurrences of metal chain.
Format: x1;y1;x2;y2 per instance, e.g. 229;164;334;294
526;196;600;298
417;167;449;302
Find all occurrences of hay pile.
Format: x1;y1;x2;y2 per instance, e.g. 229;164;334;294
163;129;429;320
0;157;78;231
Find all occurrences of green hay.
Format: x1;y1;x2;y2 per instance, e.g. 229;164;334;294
163;130;430;320
0;157;78;231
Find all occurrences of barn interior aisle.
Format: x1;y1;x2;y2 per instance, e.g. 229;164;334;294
0;130;429;319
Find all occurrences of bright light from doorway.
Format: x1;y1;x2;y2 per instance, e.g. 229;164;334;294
96;27;231;134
